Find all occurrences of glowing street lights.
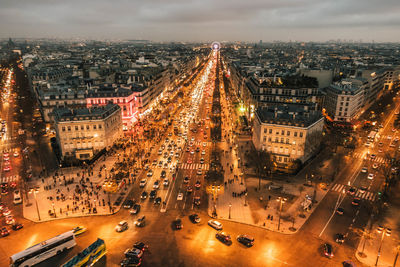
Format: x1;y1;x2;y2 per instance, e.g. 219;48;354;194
375;225;391;266
28;188;40;221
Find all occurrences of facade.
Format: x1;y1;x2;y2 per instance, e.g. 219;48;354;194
86;84;146;130
324;78;366;122
252;105;324;171
54;104;122;160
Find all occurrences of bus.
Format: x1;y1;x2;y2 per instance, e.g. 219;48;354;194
62;238;106;267
10;231;76;267
368;131;377;142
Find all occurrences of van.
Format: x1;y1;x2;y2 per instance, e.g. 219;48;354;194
13;190;22;204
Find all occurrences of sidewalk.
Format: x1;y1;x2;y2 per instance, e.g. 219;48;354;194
23;147;133;222
355;181;400;267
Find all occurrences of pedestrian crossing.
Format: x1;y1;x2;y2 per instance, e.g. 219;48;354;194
352;152;387;163
0;175;19;183
331;184;376;201
179;163;210;170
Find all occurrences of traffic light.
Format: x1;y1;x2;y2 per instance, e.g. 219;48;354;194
377;191;382;199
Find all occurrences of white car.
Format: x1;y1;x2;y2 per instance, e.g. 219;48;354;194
139;179;147;187
361;167;368;173
13;190;22;205
153;180;160;189
115;221;129;232
367;173;374;180
13;151;19;157
147;170;153;177
208;220;223;230
372;163;379;169
201;150;206;155
163;178;169;186
177;193;183;201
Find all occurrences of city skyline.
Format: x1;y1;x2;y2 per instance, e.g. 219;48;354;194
0;0;400;42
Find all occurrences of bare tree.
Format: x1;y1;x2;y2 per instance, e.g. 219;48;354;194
245;147;274;190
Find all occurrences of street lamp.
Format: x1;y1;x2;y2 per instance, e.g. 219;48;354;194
229;203;232;219
375;226;391;266
52;202;56;218
28;188;40;221
277;196;287;231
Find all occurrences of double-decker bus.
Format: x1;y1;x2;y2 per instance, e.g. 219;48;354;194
62;238;106;267
10;231;76;267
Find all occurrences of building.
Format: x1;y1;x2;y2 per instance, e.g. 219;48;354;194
252;105;324;171
53;104;122;160
86;84;146;130
324;78;366;122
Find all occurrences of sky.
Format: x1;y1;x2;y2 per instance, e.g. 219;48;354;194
0;0;399;42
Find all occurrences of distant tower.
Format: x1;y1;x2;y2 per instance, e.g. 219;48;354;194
211;41;220;51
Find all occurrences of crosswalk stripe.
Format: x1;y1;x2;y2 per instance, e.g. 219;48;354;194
337;184;345;192
356;191;361;197
368;193;374;200
331;184;340;191
365;192;371;199
372;195;376;201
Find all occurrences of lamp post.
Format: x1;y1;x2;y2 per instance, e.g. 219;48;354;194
229;203;232;219
375;226;391;266
28;188;40;221
277;196;287;231
52;202;56;218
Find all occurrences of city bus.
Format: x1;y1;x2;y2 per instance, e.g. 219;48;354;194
368;131;377;142
62;238;106;267
10;231;76;267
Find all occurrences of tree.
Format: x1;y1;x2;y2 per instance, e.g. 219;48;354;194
245;147;274;190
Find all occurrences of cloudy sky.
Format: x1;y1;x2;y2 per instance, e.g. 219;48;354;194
0;0;399;42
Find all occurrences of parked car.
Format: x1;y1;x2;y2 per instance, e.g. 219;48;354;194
116;221;129;232
1;227;10;237
189;214;201;223
13;190;22;205
177;193;183;201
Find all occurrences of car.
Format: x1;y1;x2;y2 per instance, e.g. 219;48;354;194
3;155;9;161
237;235;255;247
130;204;141;215
196;170;202;175
335;233;345;244
160;170;167;178
186;186;193;193
154;197;162;205
140;191;148;200
193;196;201;206
149;190;157;199
133;242;148;251
13;151;19;157
323;243;334;258
365;142;371;147
163;178;169;186
347;187;356;195
177;193;183;201
123;199;135;209
146;170;153;177
370;154;376;160
361;167;368;173
72;226;86;235
173;219;183;230
187;158;192;164
183;176;190;184
208;220;223;230
195;147;200;152
336;207;344;215
388;135;392;140
189;214;201;223
3;166;10;172
194;180;201;189
359;186;367;194
152;159;158;166
0;227;10;237
5;216;15;225
124;248;143;259
11;223;23;231
13;190;22;205
378;142;383;147
2;207;11;217
216;232;232;245
139;179;147;188
120;256;142;267
352;198;360;206
201;150;206;155
158;149;163;155
367;173;374;180
372;163;379;169
153;180;160;189
134;216;146;227
116;221;129;232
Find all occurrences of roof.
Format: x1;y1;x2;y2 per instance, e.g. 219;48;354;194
53;103;120;122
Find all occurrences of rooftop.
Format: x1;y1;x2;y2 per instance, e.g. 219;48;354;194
53;103;120;122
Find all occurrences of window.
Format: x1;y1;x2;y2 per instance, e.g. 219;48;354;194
93;125;97;130
286;138;289;144
275;137;278;143
263;137;267;142
294;132;297;137
67;126;71;131
81;125;84;130
268;137;271;142
99;124;102;129
281;138;284;143
269;129;272;134
264;128;267;134
340;102;343;106
75;126;78;131
62;126;65;132
287;131;290;136
86;125;90;130
276;131;279;135
281;130;284;135
300;132;303;137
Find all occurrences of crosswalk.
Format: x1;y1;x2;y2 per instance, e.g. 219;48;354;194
0;175;19;184
331;184;376;201
179;163;210;170
352;152;387;163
